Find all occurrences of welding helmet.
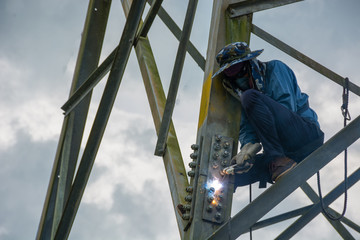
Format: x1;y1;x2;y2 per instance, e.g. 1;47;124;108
212;42;263;78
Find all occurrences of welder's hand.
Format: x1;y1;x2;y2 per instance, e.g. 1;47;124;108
231;142;262;174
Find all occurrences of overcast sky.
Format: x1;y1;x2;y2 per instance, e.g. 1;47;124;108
1;0;360;239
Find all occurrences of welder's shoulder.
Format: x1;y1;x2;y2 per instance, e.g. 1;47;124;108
265;60;291;71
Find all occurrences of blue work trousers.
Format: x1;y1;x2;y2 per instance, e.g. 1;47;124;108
240;89;323;162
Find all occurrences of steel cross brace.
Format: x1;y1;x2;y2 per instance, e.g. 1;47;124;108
61;0;206;116
52;1;147;239
237;169;360;239
154;0;199;156
241;183;360;235
298;182;359;239
146;0;205;71
207;115;360;239
135;0;163;42
36;1;112;239
276;168;360;240
252;24;360;97
228;0;303;18
120;0;190;237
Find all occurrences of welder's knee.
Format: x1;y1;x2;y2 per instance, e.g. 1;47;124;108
240;89;260;111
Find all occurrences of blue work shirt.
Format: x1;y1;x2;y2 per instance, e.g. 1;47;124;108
239;60;320;147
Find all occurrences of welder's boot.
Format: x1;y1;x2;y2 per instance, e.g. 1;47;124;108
269;156;297;182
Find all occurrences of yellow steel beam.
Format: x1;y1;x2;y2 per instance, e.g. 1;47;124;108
121;0;189;238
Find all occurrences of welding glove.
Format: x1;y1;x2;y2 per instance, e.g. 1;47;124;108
231;142;262;174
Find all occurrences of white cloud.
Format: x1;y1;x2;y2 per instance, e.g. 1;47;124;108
0;226;8;237
0;57;64;149
1;0;360;239
82;107;165;210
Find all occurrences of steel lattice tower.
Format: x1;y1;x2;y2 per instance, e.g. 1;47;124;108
37;0;360;239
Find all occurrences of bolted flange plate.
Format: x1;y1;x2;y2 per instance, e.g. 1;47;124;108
202;134;233;224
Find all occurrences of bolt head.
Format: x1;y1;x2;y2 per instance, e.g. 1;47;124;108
216;203;222;211
221;160;228;167
190;152;198;159
213;143;221;151
218;195;224;201
189;161;197;168
191;144;199;150
182;214;190;220
188;170;195;177
185;195;192;202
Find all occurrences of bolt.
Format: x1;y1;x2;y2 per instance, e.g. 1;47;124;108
207;195;214;203
218;195;224;201
213;143;221;151
215;212;222;220
216;203;222;211
182;214;190;220
191;144;199;150
213;152;219;160
189;161;197;168
184;205;191;211
221;160;227;167
209;187;215;193
206;205;213;212
229;8;235;15
223;142;230;149
188;170;195;177
215;135;222;142
190;152;198;159
223;150;229;158
186;186;193;193
185;195;192;202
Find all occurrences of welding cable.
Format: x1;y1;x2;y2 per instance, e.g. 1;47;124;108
249;184;253;240
317;77;351;221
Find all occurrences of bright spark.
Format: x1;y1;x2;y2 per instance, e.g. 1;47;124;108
207;179;223;192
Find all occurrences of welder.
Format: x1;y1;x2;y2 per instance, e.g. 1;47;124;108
214;42;324;187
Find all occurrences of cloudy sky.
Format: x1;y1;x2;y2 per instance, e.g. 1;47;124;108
1;0;360;239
